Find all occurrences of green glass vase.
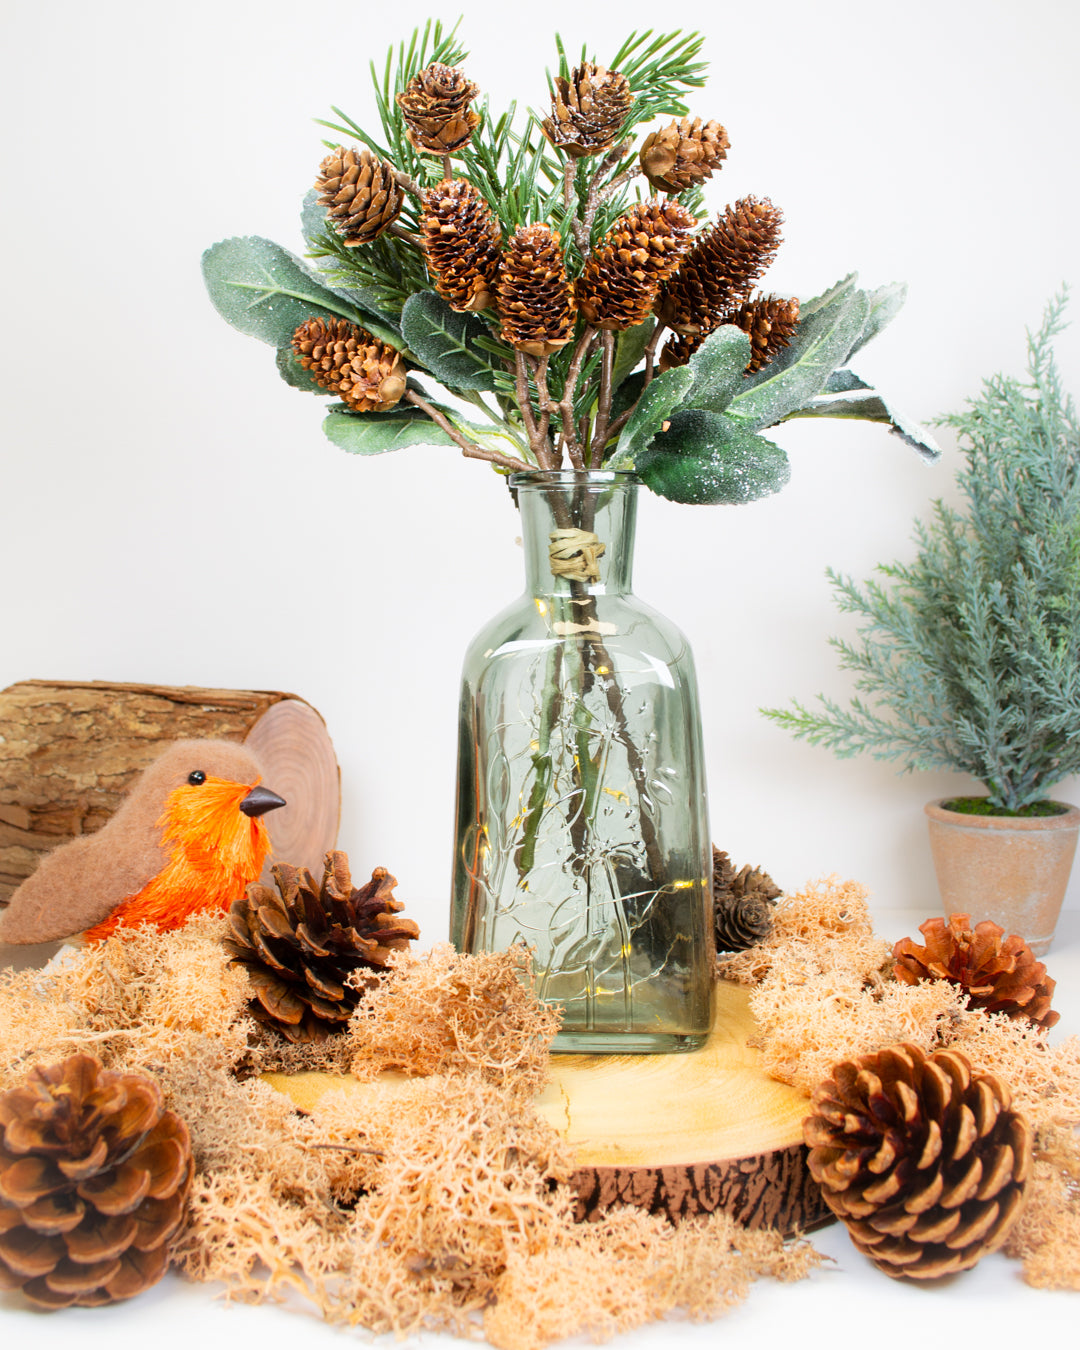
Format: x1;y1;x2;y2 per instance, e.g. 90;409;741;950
450;471;714;1052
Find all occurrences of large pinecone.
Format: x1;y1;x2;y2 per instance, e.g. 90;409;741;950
291;317;406;413
730;293;801;372
656;196;784;336
496;224;577;356
712;846;781;953
893;913;1059;1030
0;1054;193;1308
542;63;632;158
225;852;421;1044
316;146;404;246
396;62;480;155
420;179;503;313
805;1044;1032;1278
576;199;697;331
639;117;729;193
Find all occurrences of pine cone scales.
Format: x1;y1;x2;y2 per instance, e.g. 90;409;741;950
806;1044;1032;1278
577;199;697;331
316;146;404;245
421;179;503;313
712;846;781;952
292;317;407;413
639;117;729;193
0;1055;193;1308
893;914;1059;1030
732;293;801;372
226;852;420;1043
396;63;480;155
542;63;632;158
497;224;577;355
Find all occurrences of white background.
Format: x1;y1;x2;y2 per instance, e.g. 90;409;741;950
2;0;1079;951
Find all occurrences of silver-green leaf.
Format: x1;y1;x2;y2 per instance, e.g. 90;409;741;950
400;291;497;392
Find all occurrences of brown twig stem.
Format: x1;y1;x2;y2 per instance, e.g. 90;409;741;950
555;328;598;469
589;330;617;468
393;169;424;199
405;390;533;474
531;356;556;465
388;223;423;248
642;321;667;391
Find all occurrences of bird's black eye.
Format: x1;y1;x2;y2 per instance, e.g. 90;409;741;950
188;770;207;785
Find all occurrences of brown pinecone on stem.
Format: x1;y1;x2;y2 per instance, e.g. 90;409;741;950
0;1054;193;1308
731;293;801;372
496;224;577;356
291;317;407;413
542;62;632;158
712;846;781;952
893;913;1059;1030
225;852;421;1044
576;199;697;331
805;1044;1032;1278
639;117;729;193
657;330;701;372
316;146;404;246
656;196;784;336
396;62;480;156
420;179;502;313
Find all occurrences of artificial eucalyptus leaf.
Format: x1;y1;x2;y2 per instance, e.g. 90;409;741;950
323;405;460;454
275;346;326;394
611;365;696;465
400;291;498;392
635;409;791;505
784;387;941;461
201;236;354;347
301;188;328;252
825;369;873;394
299;189;400;335
844;281;907;363
740;274;860;390
683;325;753;412
611;319;656;392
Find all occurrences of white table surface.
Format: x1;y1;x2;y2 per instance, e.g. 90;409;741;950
3;909;1078;1348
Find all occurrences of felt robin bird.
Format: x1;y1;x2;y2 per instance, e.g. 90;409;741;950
0;740;286;946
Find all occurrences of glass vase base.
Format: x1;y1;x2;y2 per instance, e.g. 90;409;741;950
551;1029;708;1055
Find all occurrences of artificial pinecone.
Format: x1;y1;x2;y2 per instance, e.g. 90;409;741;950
542;63;632;158
805;1043;1032;1278
656;329;701;373
712;846;780;952
639;117;730;193
225;852;421;1044
396;62;480;156
576;199;697;331
420;179;503;313
0;1054;193;1308
496;224;577;356
730;293;801;372
291;317;407;413
316;145;404;246
656;196;784;336
893;913;1059;1030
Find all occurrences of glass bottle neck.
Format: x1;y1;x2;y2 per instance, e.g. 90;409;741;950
513;472;638;599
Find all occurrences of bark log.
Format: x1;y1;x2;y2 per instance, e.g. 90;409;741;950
0;680;340;907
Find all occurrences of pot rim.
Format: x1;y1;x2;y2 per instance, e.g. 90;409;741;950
925;797;1080;831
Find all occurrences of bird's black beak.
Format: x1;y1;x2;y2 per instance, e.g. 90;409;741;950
239;785;287;818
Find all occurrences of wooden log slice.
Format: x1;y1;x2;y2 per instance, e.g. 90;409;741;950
0;680;340;909
263;981;830;1236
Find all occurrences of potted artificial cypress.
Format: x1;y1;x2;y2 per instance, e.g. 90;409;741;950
764;295;1080;953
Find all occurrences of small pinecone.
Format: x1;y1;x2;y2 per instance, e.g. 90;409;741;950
420;179;503;313
292;317;407;413
0;1054;193;1308
639;117;729;193
576;199;697;331
805;1044;1032;1278
316;146;404;246
656;195;784;336
496;224;577;356
712;846;780;952
657;329;701;372
396;62;480;156
730;293;801;372
893;913;1059;1030
225;852;421;1044
542;63;632;158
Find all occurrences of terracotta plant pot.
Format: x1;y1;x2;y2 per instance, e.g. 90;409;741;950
924;799;1080;956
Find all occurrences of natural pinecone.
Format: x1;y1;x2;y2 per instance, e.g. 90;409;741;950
893;913;1059;1030
656;196;784;336
225;852;421;1044
639;117;729;193
396;62;480;156
292;317;407;413
316;146;404;246
712;846;780;952
496;224;577;356
730;293;801;372
805;1043;1032;1278
420;179;502;313
0;1054;193;1308
576;199;697;331
542;63;632;159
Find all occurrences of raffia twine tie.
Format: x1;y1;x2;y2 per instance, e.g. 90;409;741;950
548;528;605;584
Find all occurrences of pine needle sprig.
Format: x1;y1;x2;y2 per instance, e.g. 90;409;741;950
608;29;708;134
